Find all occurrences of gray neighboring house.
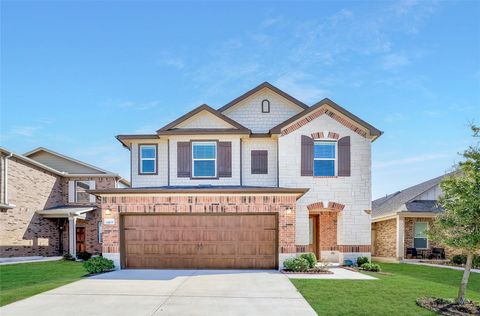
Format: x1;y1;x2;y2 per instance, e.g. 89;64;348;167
371;173;460;261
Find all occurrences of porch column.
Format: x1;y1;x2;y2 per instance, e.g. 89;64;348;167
396;215;405;260
68;216;77;258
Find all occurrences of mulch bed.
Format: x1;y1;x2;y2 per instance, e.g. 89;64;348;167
281;269;333;275
416;297;480;316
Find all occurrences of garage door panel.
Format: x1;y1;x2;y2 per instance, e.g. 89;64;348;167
123;214;277;269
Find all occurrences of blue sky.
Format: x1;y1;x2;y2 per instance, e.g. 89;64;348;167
1;1;479;198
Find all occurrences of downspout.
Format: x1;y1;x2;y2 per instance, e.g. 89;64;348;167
3;152;13;205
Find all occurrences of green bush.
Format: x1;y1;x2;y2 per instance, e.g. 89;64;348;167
451;254;467;265
63;253;75;261
356;256;369;267
76;251;92;261
361;263;381;272
299;252;317;269
451;254;480;268
83;256;115;274
283;257;310;272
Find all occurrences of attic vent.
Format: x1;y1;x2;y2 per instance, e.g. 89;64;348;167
261;99;270;113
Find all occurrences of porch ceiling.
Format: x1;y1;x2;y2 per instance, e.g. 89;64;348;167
36;206;96;219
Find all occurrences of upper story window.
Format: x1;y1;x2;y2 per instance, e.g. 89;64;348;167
261;99;270;113
75;180;92;203
192;142;216;178
139;144;157;174
414;222;428;249
313;141;336;176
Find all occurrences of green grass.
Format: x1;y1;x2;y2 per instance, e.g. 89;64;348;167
291;263;480;316
0;260;87;306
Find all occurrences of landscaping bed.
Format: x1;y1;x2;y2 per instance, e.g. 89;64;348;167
416;297;480;316
281;268;333;274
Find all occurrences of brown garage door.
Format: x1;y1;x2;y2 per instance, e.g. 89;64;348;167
122;214;278;269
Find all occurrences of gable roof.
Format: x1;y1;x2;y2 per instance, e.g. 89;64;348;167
270;98;383;140
1;147;66;176
24;147;116;175
218;82;309;113
156;104;251;135
372;172;454;219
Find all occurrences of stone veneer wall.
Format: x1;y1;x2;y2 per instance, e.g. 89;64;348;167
0;156;63;257
99;194;298;268
372;218;397;258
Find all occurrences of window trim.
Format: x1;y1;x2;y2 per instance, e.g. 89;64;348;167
74;180;91;203
191;141;218;179
413;221;429;249
261;99;270;113
98;221;103;243
313;140;337;177
138;144;158;175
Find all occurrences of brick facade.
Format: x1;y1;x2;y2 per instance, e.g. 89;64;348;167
0;156;63;257
0;154;117;258
99;193;298;267
372;218;397;258
319;212;337;251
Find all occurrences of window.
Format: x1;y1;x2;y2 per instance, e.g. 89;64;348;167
314;141;336;176
261;99;270;113
414;222;428;248
75;181;91;203
98;222;103;243
139;144;157;174
251;150;268;174
192;142;216;177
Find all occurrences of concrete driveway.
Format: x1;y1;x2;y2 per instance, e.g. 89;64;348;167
1;269;317;316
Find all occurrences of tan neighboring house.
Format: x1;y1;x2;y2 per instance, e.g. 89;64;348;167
371;173;458;261
90;82;382;269
0;147;128;259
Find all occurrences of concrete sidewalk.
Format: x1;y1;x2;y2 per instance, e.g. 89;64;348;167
0;256;62;265
0;269;317;316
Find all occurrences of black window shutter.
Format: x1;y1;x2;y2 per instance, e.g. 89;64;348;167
301;135;314;176
177;142;191;177
218;142;232;177
338;136;351;177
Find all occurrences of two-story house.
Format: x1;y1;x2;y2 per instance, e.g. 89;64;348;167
91;82;382;269
0;147;128;259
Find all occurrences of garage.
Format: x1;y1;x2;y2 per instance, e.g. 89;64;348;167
121;213;278;269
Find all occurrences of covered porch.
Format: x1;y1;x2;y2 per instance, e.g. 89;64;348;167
36;206;97;258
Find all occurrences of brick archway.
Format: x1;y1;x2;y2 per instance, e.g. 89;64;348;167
307;201;345;212
310;131;340;140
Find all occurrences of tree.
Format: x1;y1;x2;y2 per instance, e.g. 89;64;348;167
428;124;480;305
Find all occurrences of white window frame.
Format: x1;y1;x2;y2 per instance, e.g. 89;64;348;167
75;180;91;203
192;141;217;178
313;141;337;177
139;144;157;174
98;221;103;243
413;222;429;249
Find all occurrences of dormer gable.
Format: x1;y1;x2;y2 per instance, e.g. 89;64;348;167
157;104;250;135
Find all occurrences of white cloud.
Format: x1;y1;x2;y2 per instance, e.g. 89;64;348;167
162;57;185;69
375;153;449;168
384;112;405;123
381;53;410;70
102;100;161;111
275;73;328;104
11;125;42;137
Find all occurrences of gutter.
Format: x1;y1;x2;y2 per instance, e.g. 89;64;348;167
1;151;16;209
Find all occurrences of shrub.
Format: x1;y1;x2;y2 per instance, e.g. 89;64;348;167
317;258;331;271
299;252;317;269
361;263;381;272
283;257;310;272
356;256;369;267
76;251;92;261
473;255;480;269
63;253;75;261
451;254;467;265
83;256;115;274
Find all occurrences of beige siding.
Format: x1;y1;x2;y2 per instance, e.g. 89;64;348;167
174;110;235;129
242;138;277;187
222;88;304;133
28;151;100;174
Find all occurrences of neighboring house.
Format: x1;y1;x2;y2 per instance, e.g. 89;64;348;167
0;147;129;258
371;173;458;261
91;82;382;269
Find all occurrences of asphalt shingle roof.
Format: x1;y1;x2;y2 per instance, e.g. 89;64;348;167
372;172;454;219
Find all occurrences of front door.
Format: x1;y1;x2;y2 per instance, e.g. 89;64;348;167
308;215;319;259
76;227;86;252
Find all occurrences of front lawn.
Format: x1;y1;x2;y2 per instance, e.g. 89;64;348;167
291;263;480;316
0;260;86;306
